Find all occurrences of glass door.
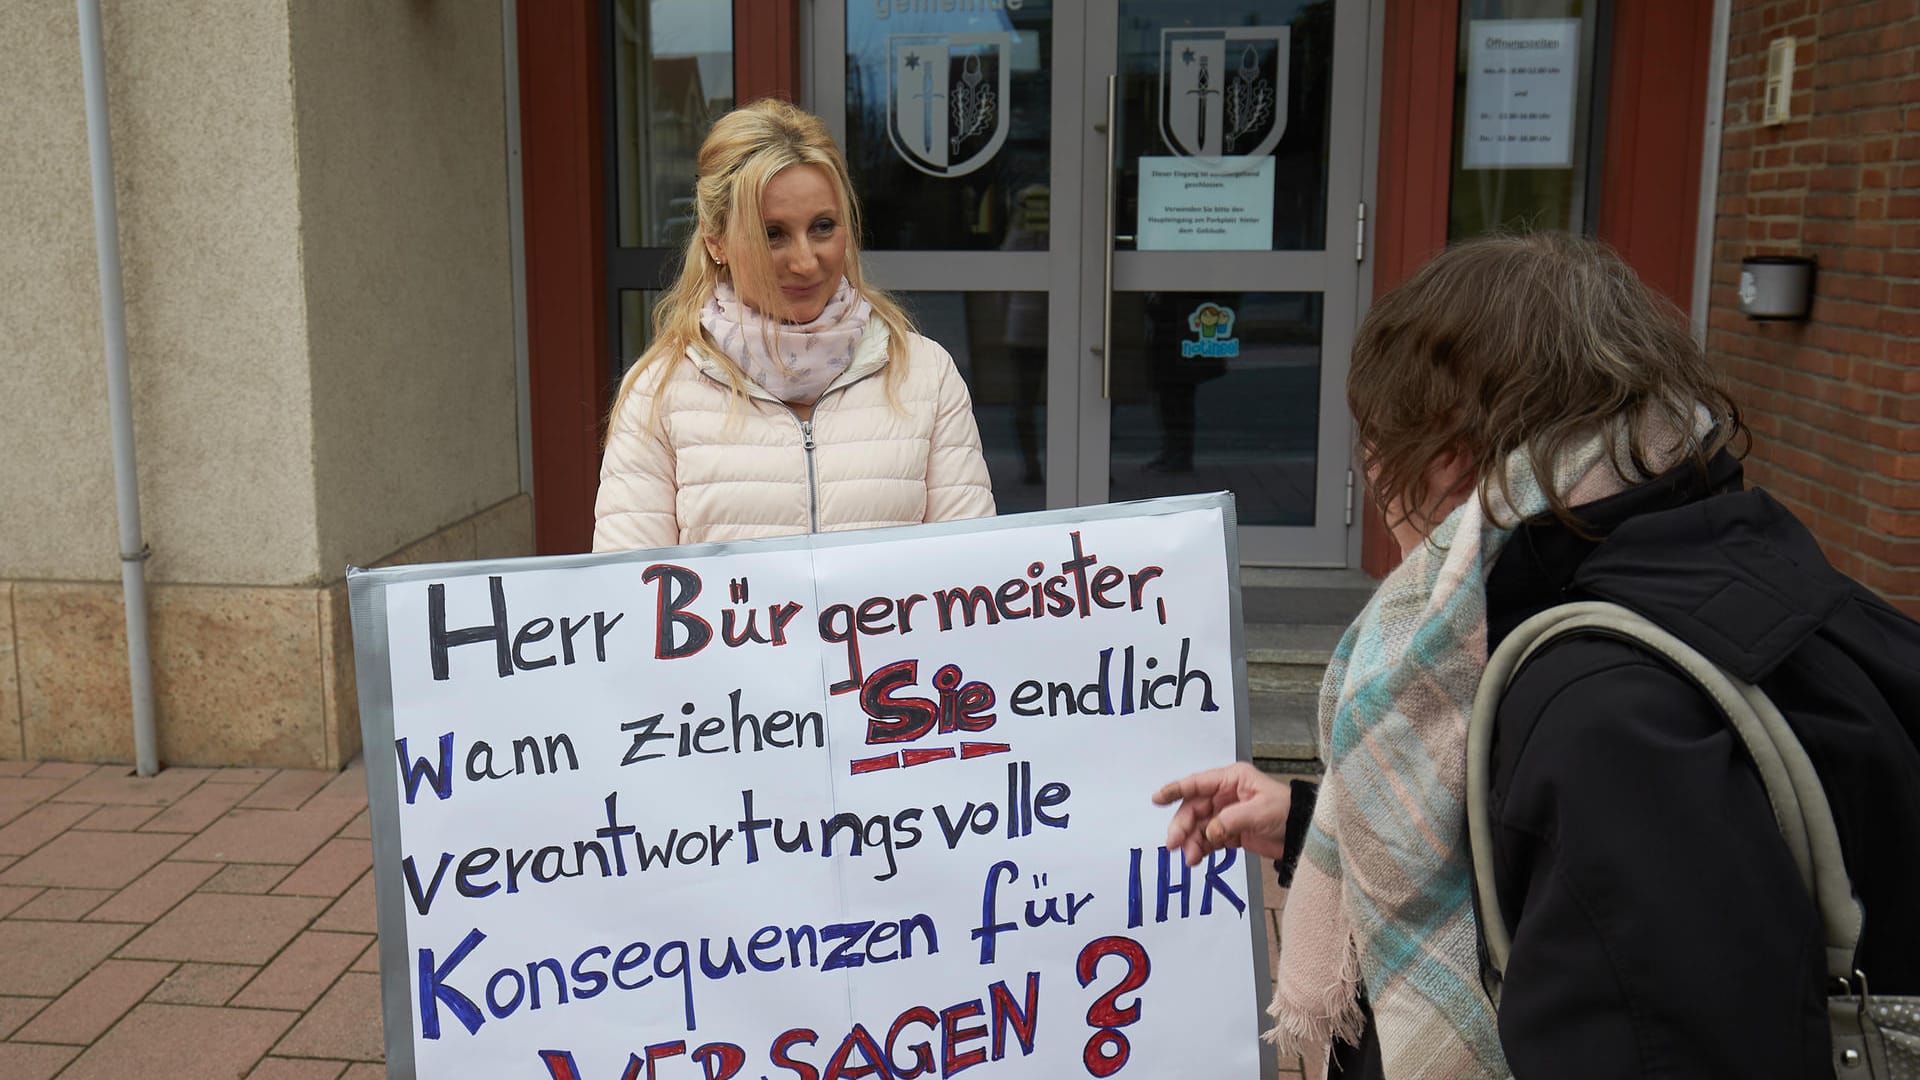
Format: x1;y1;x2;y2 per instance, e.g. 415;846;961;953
1080;1;1367;565
822;0;1084;517
820;0;1367;564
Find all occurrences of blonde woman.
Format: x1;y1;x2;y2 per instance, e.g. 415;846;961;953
593;100;994;551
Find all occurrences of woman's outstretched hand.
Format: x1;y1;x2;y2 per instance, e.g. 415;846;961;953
1153;762;1293;868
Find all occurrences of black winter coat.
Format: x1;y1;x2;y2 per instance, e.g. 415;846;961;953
1319;453;1920;1079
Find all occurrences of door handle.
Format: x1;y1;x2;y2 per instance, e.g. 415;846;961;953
1099;74;1118;399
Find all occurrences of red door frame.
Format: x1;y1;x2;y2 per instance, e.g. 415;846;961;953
521;3;607;556
520;2;803;555
1361;0;1463;577
1595;0;1715;310
1360;0;1713;577
735;0;802;105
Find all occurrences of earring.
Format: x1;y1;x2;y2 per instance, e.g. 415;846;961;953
712;253;725;266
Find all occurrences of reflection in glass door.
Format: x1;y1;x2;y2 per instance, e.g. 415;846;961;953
820;0;1367;564
825;0;1081;517
1105;290;1325;525
1084;0;1367;564
844;2;1055;253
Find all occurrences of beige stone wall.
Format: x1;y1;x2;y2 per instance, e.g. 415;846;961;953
291;0;522;579
0;0;521;589
0;1;320;587
0;5;117;584
0;495;533;769
0;0;529;767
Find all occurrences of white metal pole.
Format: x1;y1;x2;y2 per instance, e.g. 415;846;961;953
1692;0;1734;343
76;0;159;777
504;0;533;500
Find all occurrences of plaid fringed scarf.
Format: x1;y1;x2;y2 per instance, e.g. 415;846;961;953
1269;423;1696;1079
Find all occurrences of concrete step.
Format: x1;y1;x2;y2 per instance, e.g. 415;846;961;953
1233;572;1374;778
1246;622;1345;693
1240;577;1378;625
1249;690;1321;774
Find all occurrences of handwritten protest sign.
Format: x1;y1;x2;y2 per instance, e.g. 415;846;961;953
349;493;1271;1079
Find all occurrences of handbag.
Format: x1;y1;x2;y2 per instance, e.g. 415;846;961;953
1466;601;1920;1078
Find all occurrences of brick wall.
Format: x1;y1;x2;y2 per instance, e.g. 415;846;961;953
1707;0;1920;615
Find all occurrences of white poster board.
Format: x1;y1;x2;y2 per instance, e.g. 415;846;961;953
1461;18;1581;170
350;495;1271;1080
1136;157;1276;251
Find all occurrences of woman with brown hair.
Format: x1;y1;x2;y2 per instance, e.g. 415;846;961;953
1156;233;1920;1078
594;100;994;551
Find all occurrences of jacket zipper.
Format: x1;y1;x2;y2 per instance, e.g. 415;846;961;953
770;364;883;536
798;417;818;533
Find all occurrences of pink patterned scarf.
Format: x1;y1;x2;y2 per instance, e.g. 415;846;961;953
700;278;872;406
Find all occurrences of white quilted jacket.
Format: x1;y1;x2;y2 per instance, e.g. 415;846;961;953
593;322;996;551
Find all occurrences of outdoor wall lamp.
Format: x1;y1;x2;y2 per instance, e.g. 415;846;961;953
1739;255;1816;321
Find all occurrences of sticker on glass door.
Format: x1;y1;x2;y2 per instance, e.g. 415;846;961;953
1183;303;1241;359
1160;28;1289;161
887;33;1012;178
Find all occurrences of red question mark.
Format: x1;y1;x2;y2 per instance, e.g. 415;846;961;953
1076;935;1151;1077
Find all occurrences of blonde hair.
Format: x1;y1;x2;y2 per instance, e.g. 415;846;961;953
608;99;916;428
1349;232;1743;534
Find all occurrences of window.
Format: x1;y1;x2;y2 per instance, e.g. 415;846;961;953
606;0;735;381
1448;0;1607;238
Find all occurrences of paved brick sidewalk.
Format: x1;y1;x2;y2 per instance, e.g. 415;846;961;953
0;757;1309;1079
0;759;381;1079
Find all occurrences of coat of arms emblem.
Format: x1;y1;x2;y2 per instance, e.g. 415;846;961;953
1160;27;1290;161
887;33;1012;179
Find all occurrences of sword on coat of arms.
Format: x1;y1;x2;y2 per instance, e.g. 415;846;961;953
1189;55;1219;156
909;53;945;157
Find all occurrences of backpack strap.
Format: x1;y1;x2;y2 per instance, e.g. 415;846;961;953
1466;600;1864;999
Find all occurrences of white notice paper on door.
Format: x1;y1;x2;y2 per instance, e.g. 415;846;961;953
1137;156;1276;251
1462;18;1581;170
